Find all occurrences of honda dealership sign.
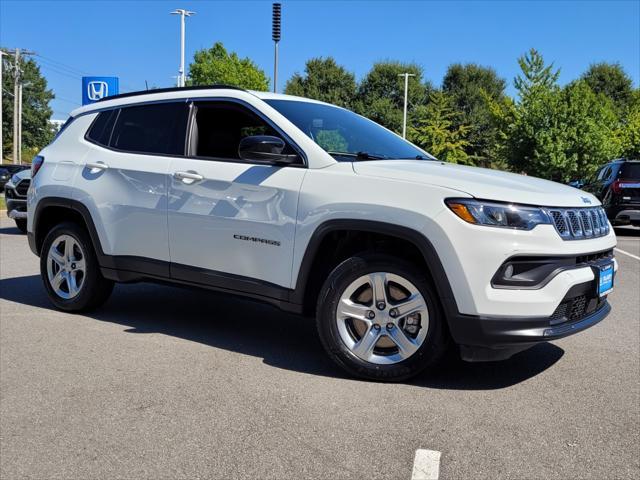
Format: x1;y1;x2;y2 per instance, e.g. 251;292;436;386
82;76;119;105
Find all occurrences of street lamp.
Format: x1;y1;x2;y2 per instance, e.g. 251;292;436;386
170;9;195;88
398;73;415;139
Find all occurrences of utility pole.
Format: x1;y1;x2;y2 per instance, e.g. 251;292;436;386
170;9;195;88
272;3;281;93
398;73;415;139
0;50;4;163
6;48;35;164
13;48;19;163
17;82;23;164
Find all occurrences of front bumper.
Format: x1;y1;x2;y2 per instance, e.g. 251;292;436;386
6;198;27;219
450;277;612;361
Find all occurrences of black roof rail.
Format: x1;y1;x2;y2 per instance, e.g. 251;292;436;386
96;84;247;103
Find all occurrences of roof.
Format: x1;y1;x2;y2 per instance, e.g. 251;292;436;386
70;85;332;117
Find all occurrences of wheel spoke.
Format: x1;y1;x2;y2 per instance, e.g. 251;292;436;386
386;327;419;358
50;249;66;268
73;258;86;273
68;272;80;296
369;272;388;306
64;238;74;261
393;294;427;318
51;270;65;291
352;327;380;359
337;298;371;321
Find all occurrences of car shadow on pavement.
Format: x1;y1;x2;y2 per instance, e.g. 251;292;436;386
1;274;563;390
0;226;25;236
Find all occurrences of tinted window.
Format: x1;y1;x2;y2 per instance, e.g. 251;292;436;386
265;99;434;161
111;102;189;155
596;166;611;180
86;110;117;146
191;101;294;160
619;162;640;179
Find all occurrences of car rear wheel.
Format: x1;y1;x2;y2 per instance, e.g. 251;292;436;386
316;253;448;381
40;222;113;312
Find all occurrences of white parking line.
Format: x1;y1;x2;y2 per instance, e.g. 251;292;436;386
411;449;441;480
615;247;640;261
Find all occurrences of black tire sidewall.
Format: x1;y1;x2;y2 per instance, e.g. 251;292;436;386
316;254;447;381
40;222;109;312
15;219;27;233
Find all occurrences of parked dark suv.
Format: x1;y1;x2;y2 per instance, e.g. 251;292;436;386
582;159;640;227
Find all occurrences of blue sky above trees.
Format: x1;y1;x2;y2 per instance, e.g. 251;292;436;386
1;0;638;120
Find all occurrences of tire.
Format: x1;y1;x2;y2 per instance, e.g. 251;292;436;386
14;219;27;233
316;253;449;382
40;221;114;312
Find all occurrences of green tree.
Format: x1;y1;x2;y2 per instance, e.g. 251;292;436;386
497;51;622;181
562;81;621;178
581;62;634;114
442;63;507;165
618;90;640;158
513;48;560;98
408;91;470;164
1;50;55;161
284;57;356;108
355;61;431;133
188;42;269;90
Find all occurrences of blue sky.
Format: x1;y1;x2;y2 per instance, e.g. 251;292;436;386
1;0;639;120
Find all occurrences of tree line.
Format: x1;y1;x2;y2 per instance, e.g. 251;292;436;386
189;43;639;182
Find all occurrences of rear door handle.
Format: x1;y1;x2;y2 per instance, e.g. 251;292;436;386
174;171;204;183
86;161;109;171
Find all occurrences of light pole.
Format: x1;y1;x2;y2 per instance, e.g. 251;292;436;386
170;9;195;88
398;73;415;139
272;3;281;93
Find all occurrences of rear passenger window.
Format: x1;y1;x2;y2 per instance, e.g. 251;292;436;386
110;102;189;155
86;110;117;146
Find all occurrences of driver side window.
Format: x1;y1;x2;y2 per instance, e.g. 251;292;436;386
190;101;294;161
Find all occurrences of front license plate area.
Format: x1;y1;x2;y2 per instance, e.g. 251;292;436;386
595;262;614;297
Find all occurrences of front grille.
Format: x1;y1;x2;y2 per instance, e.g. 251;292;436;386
550;294;606;325
15;179;30;197
546;206;609;240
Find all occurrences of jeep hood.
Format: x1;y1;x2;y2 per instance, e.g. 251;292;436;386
353;160;598;208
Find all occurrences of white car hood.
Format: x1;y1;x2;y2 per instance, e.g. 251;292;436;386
353;160;598;208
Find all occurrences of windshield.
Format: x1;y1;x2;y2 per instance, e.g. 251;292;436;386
265;99;435;161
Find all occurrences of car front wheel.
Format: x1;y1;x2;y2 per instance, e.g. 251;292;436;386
316;253;448;381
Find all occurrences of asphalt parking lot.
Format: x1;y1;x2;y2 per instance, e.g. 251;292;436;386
1;217;638;480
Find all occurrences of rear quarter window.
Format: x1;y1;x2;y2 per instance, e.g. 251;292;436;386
86;110;118;146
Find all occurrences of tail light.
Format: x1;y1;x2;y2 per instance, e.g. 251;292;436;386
611;179;638;194
31;155;44;177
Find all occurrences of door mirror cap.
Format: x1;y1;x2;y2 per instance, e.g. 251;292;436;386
238;135;299;165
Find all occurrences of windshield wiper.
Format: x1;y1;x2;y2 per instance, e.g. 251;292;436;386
326;151;389;160
397;155;435;160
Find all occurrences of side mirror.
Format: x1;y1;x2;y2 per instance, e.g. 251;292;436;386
238;135;299;165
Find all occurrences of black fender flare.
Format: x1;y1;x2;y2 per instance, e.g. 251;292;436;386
289;219;459;319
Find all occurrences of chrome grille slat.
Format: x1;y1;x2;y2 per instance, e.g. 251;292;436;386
546;207;609;240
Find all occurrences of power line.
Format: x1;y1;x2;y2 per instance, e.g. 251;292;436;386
35;54;90;76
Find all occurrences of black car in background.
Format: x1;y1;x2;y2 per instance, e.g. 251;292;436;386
581;158;640;226
0;164;29;190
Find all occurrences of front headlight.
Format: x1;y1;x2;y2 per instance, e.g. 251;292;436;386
446;199;551;230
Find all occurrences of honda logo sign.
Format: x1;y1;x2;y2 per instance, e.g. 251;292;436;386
82;77;119;105
87;81;109;101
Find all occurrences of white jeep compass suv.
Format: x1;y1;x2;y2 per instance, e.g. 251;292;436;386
27;86;617;381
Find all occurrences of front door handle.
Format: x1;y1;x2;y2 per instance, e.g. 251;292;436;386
86;161;109;171
174;171;204;183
